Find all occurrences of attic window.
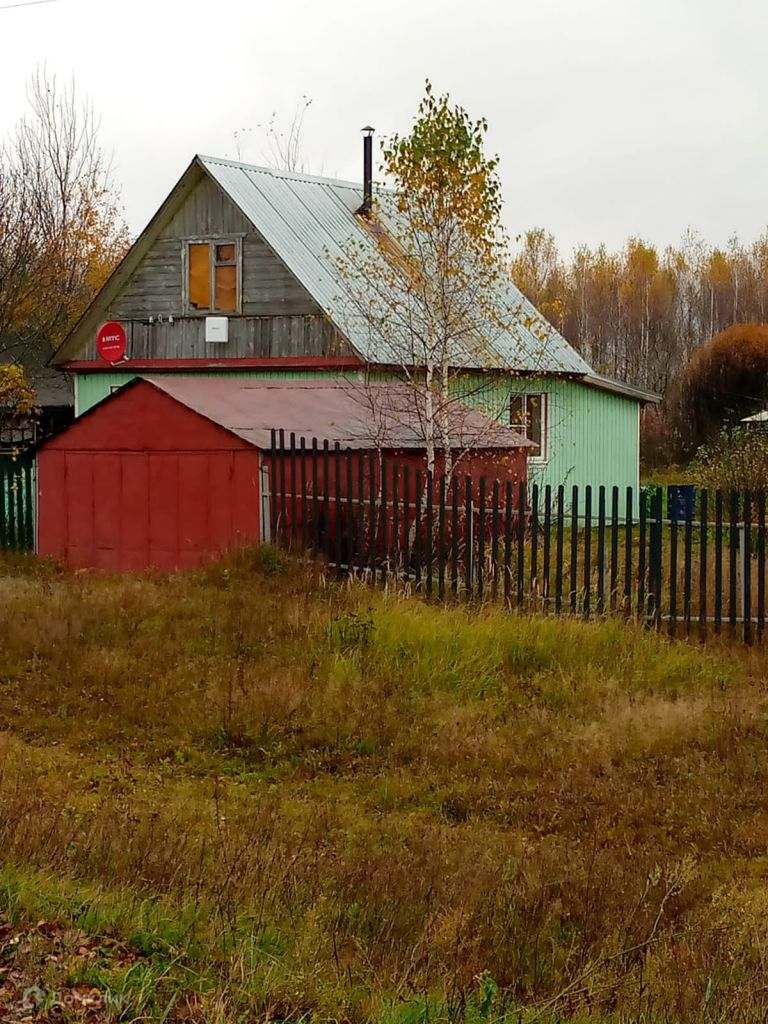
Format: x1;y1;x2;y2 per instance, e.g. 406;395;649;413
185;240;240;313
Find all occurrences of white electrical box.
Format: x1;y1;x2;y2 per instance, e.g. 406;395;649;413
205;316;229;343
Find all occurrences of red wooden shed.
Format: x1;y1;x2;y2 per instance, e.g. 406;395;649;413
36;377;530;571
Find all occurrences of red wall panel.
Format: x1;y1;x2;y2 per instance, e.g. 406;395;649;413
37;382;263;571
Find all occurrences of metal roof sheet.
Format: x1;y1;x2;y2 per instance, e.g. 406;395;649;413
141;376;533;451
198;155;592;376
583;373;662;404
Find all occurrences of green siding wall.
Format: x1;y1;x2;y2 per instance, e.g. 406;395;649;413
451;375;640;495
75;370;639;494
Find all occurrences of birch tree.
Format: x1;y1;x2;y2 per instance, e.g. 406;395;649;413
337;83;549;485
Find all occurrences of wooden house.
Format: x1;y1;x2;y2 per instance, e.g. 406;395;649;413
49;146;660;495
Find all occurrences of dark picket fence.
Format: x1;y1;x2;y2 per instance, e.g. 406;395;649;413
268;431;768;644
0;454;35;552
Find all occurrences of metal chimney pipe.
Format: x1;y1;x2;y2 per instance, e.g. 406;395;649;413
359;126;374;217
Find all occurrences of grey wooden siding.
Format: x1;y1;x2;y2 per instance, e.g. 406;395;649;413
74;315;352;362
105;175;325;327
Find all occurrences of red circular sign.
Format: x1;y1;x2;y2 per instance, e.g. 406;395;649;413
96;321;127;363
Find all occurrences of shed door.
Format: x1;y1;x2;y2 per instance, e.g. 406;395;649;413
41;449;260;571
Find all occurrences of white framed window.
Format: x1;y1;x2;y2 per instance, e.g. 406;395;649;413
183;238;241;314
510;391;547;460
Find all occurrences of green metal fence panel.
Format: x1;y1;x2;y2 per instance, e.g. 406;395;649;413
0;454;35;552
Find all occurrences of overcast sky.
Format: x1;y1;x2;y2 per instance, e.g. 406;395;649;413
1;0;765;255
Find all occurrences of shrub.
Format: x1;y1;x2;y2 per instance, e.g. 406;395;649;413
691;426;768;491
676;322;768;455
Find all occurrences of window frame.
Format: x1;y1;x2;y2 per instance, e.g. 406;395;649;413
509;391;548;462
182;236;243;316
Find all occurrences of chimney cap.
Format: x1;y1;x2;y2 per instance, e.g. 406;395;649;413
361;125;375;135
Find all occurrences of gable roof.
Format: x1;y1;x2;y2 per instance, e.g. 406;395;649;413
51;155;592;377
197;155;592;376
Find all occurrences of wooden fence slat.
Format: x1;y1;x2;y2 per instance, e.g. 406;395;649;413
583;485;592;620
491;480;500;602
478;476;486;602
517;481;526;609
369;451;378;582
322;440;330;563
392;462;400;579
570;486;579;615
530;483;539;600
380;456;389;586
542;484;552;611
624;487;633;617
744;490;753;645
357;450;366;573
713;490;723;633
464;475;473;600
290;433;297;546
555;484;565;615
503;481;512;605
669;491;678;638
759;491;766;643
451;476;459;598
334;443;342;576
699;490;708;641
597;485;606;615
638;489;647;615
413;470;422;591
311;439;319;556
345;447;354;570
300;437;308;550
438;475;446;601
278;429;287;548
610;486;619;611
425;469;433;597
683;490;693;634
729;490;738;640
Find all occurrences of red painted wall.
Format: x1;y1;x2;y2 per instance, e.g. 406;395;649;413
37;382;262;571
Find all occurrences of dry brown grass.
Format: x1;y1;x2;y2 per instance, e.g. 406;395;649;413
0;547;767;1022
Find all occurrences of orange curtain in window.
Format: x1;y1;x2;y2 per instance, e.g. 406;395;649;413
214;265;237;312
189;243;210;310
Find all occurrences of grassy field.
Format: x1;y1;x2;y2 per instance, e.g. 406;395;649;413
1;549;768;1022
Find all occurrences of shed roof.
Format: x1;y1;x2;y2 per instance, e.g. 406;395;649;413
137;376;532;451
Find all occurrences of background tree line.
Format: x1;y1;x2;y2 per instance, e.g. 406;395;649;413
511;227;768;394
